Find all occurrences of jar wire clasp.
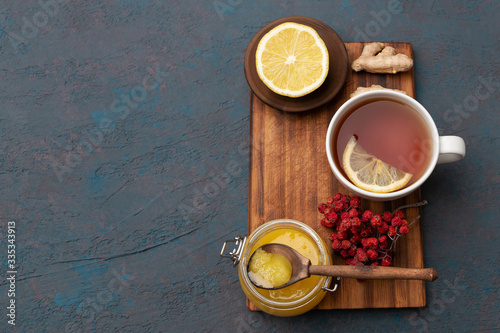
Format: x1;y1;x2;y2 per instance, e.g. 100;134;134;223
322;277;341;293
220;236;247;266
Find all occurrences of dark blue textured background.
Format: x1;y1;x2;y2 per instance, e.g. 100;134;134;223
0;0;498;332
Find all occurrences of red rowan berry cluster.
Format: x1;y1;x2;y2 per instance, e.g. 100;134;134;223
318;193;421;267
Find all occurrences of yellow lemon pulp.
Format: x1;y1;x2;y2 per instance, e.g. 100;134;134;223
248;248;293;289
255;22;329;98
342;136;413;193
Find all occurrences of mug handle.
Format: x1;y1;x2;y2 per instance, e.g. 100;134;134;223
437;136;466;164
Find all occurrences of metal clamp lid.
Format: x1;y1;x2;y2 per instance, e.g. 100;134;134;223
220;236;247;266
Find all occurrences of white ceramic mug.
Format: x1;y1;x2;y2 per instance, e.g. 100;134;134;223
325;90;466;201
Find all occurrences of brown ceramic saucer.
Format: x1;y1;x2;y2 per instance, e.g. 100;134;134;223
244;16;348;112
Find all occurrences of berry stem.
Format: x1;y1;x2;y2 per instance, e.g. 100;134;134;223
407;215;421;227
388;215;420;251
388;235;398;251
392;200;428;215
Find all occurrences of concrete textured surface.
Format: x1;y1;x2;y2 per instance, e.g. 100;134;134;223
0;0;498;332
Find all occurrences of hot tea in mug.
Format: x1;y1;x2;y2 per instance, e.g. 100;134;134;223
333;98;433;191
326;90;465;201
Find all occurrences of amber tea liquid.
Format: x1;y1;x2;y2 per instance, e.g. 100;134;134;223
333;98;433;187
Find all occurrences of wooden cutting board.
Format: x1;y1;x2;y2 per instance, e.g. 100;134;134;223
248;42;427;309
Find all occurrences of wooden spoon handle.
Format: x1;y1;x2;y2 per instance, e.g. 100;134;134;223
309;265;438;282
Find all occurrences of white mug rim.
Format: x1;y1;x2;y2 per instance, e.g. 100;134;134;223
325;90;440;201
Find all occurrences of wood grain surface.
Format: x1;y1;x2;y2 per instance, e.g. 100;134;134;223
248;42;427;310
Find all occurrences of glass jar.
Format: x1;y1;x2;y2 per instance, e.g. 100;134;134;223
221;219;337;317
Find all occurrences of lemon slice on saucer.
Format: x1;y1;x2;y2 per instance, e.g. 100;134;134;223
255;22;329;98
342;136;413;193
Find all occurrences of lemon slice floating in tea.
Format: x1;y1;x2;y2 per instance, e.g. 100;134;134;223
255;22;329;98
342;136;413;193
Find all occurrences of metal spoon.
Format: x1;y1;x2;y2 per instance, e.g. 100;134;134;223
248;243;438;290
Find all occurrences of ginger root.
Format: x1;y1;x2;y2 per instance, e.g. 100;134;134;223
351;42;413;74
350;85;408;98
